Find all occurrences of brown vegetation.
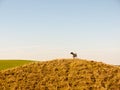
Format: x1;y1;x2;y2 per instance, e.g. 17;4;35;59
0;59;120;90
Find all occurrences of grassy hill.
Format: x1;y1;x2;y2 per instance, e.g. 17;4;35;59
0;60;33;71
0;59;120;90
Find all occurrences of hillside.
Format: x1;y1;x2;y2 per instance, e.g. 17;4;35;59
0;59;120;90
0;60;33;71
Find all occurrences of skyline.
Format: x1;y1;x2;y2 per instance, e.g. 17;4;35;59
0;0;120;65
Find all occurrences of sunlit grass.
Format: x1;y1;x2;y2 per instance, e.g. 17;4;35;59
0;59;120;89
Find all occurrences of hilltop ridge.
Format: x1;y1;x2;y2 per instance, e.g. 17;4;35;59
0;59;120;90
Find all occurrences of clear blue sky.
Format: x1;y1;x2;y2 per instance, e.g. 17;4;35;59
0;0;120;64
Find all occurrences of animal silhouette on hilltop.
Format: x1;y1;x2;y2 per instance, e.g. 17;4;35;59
70;52;77;59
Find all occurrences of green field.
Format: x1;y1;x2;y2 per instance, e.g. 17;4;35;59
0;60;33;71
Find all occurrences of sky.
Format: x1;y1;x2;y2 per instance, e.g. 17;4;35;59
0;0;120;65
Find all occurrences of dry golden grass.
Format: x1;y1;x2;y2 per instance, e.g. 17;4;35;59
0;59;120;90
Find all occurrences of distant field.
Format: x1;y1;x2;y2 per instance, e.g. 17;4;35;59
0;60;33;70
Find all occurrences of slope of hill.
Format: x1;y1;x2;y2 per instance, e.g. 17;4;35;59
0;59;120;90
0;60;33;71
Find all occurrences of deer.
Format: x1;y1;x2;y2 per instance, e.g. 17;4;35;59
70;52;77;59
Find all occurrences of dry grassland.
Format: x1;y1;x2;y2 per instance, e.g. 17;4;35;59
0;59;120;90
